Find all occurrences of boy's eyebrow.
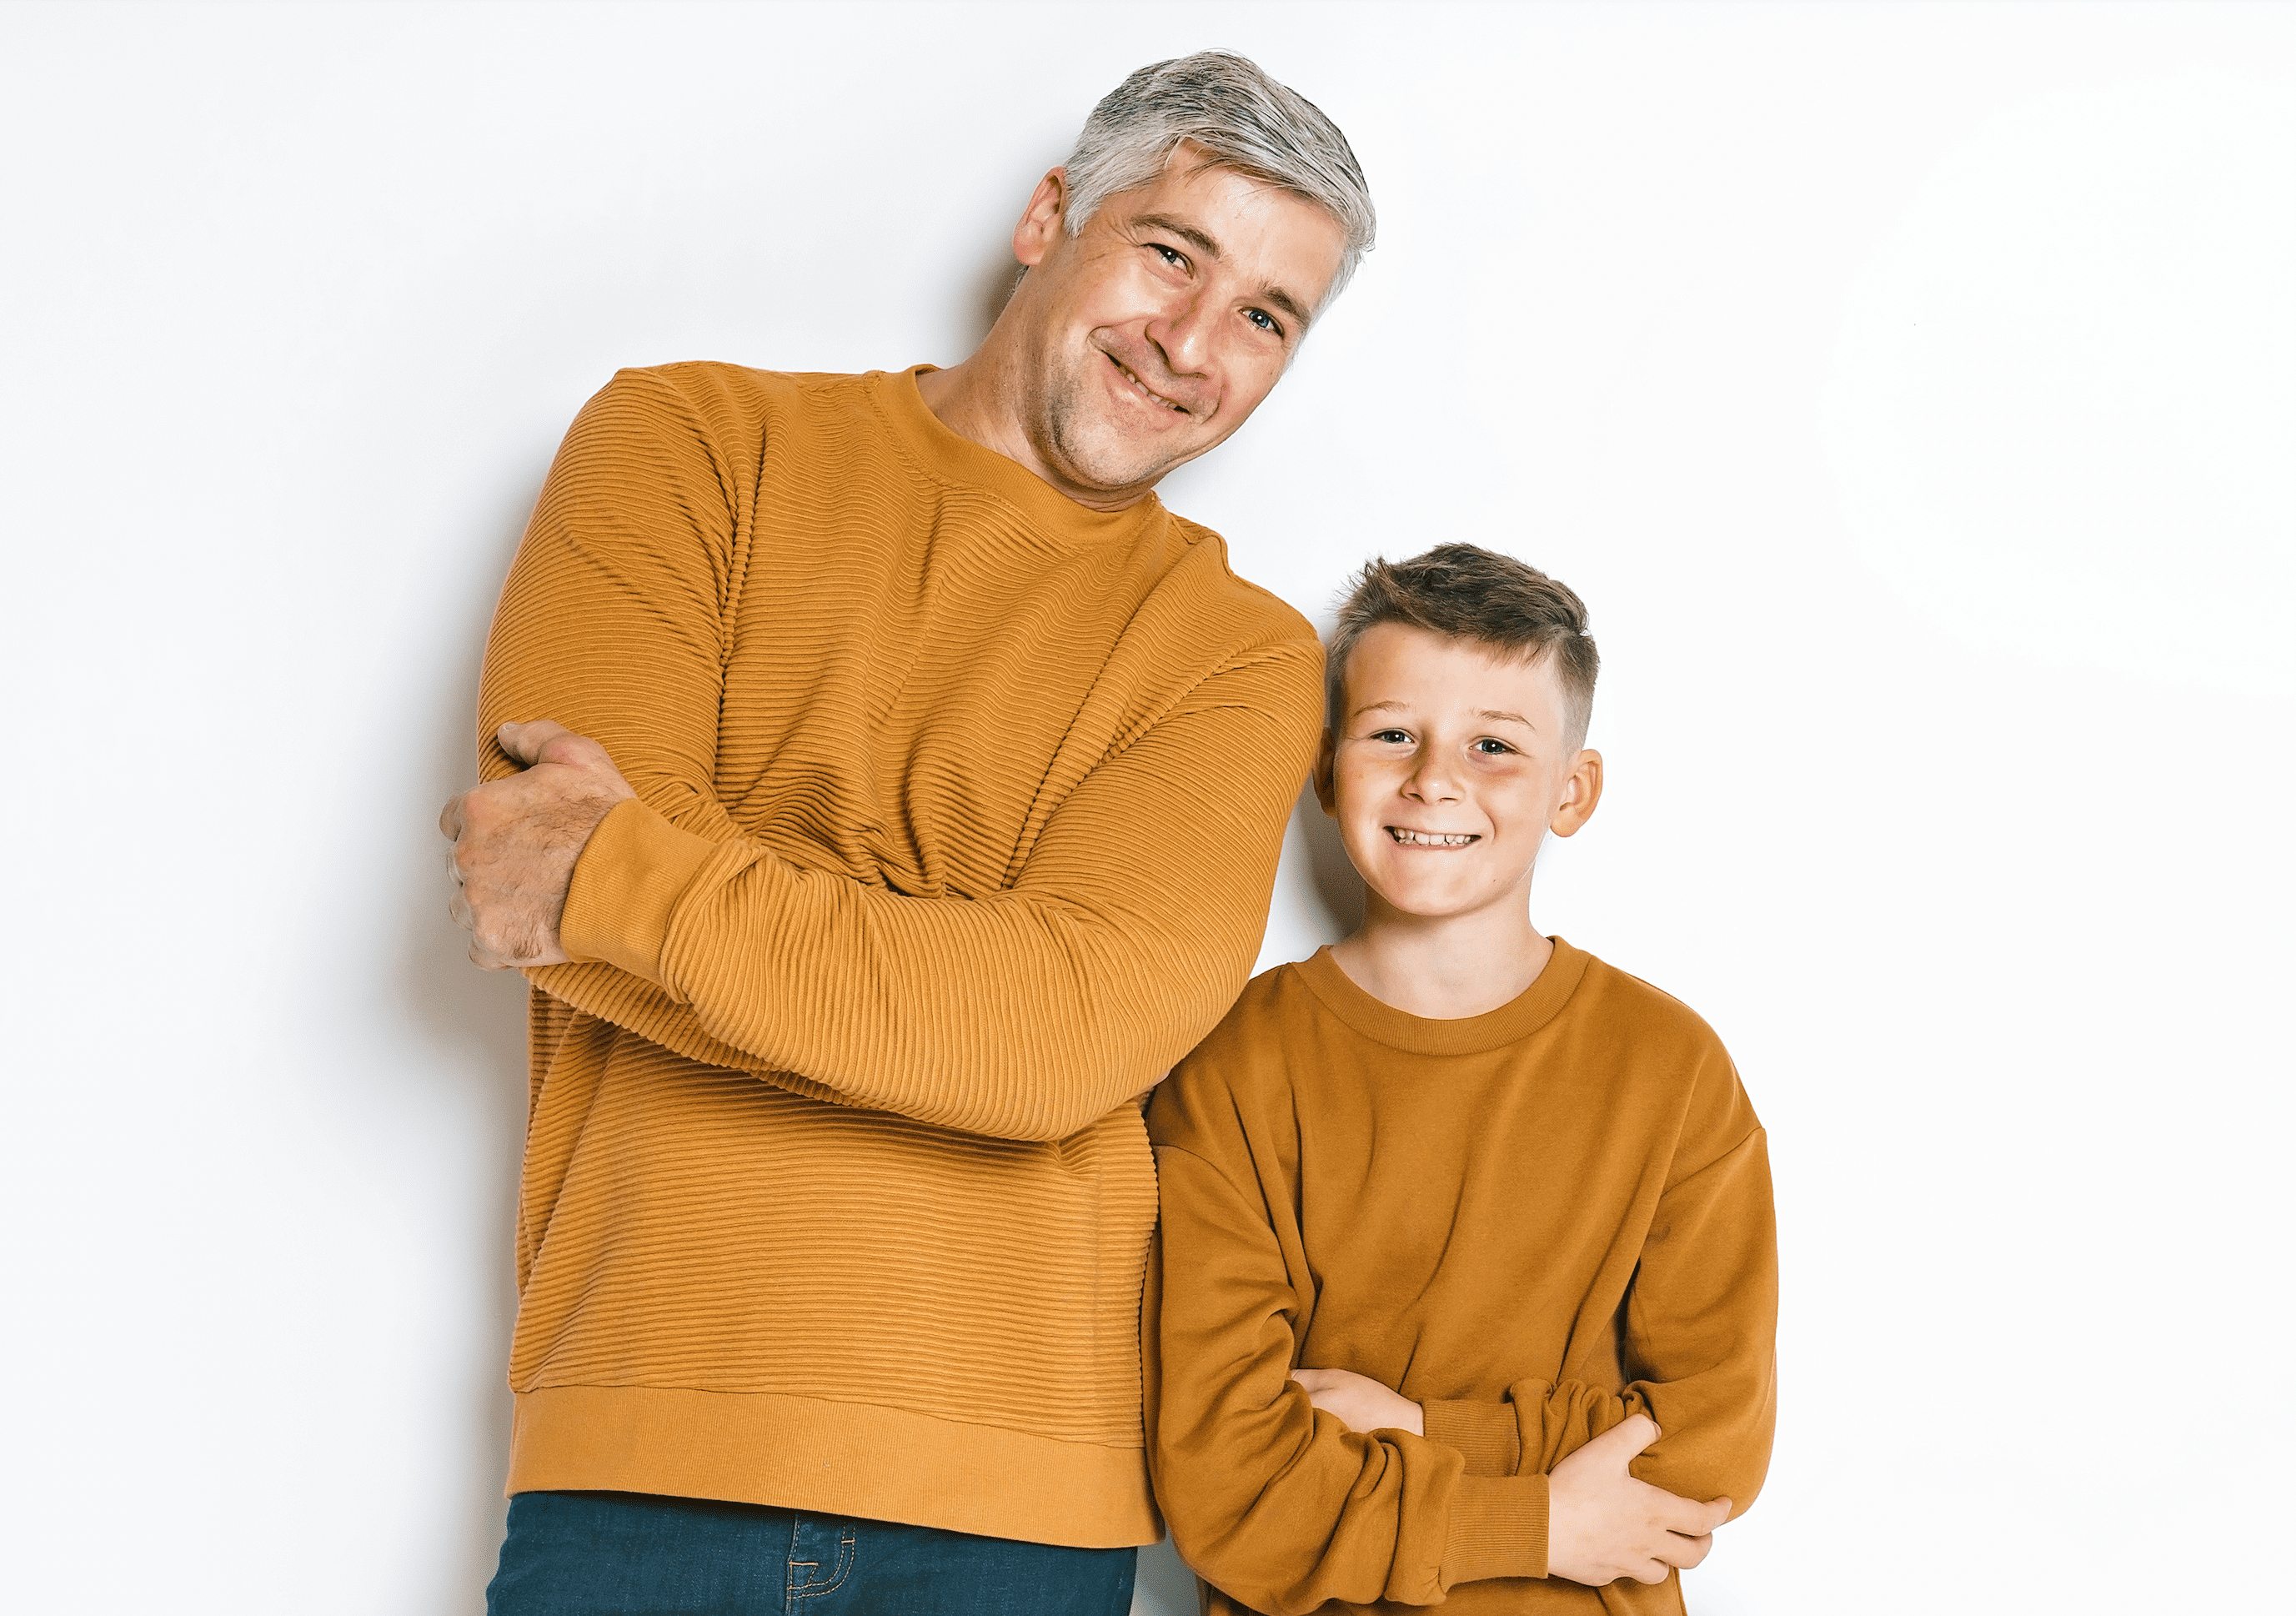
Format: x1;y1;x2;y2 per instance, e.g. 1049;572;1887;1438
1351;701;1537;730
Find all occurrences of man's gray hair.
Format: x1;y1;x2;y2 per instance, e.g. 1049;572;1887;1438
1063;51;1375;306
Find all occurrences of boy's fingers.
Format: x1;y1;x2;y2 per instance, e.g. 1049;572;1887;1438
1651;1489;1727;1537
1660;1530;1714;1569
1582;1414;1658;1466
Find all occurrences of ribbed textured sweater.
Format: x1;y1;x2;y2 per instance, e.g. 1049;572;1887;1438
475;362;1322;1545
1146;942;1776;1613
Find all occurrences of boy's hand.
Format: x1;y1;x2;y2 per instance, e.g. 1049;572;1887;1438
1290;1367;1424;1435
1547;1415;1731;1586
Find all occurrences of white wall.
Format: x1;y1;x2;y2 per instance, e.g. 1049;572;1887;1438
3;3;2288;1612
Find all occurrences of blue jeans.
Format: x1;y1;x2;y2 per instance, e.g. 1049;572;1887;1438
486;1491;1138;1616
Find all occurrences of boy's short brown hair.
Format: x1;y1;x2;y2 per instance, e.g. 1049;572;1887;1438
1326;544;1601;747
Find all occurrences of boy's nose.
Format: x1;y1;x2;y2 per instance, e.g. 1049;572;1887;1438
1404;760;1461;802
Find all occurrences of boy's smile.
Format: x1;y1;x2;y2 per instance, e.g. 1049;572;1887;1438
1319;622;1602;933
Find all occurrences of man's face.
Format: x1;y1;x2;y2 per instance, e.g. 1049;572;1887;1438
1320;624;1602;926
1008;150;1348;501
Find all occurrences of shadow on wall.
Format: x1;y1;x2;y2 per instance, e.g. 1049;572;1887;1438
1294;776;1365;941
396;478;548;1605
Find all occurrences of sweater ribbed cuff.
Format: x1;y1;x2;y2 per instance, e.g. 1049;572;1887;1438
1421;1399;1523;1478
559;798;719;986
1444;1473;1548;1585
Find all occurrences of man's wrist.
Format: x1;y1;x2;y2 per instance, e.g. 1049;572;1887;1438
559;798;719;983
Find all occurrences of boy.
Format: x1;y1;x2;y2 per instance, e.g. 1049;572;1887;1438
1145;545;1776;1614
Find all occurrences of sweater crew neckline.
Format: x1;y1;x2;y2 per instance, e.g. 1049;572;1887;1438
1291;938;1591;1056
872;365;1170;545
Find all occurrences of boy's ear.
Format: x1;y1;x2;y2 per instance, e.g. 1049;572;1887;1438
1549;749;1604;838
1312;730;1338;816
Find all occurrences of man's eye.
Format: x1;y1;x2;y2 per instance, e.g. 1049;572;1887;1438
1245;308;1282;335
1152;243;1186;268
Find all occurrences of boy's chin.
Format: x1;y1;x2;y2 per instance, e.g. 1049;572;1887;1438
1364;881;1536;926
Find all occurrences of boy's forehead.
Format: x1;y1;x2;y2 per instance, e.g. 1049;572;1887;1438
1343;623;1566;720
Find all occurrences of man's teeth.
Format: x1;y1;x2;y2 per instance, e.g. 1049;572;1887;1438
1114;357;1186;412
1388;828;1476;846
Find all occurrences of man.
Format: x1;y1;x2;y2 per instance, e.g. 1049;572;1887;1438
442;52;1374;1614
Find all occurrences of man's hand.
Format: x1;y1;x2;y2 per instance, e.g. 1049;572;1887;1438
440;720;636;969
1290;1367;1424;1435
1547;1414;1730;1587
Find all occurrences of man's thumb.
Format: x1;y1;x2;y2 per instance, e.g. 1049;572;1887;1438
496;719;572;767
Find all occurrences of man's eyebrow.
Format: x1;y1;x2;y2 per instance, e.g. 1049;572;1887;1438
1132;211;1315;334
1131;213;1223;261
1256;284;1314;332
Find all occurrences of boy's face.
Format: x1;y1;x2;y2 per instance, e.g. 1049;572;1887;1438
1318;623;1603;926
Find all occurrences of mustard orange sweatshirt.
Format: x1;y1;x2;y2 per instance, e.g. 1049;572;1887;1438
475;362;1322;1545
1146;941;1776;1613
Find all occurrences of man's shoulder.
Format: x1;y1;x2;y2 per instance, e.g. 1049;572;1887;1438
592;360;870;423
1157;512;1319;652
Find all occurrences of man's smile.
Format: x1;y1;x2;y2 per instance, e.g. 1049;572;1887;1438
1104;348;1193;414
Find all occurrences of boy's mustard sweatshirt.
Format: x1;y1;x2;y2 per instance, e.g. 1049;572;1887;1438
476;362;1321;1546
1146;941;1776;1613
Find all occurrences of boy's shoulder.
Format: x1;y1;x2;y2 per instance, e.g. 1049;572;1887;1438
1147;943;1747;1159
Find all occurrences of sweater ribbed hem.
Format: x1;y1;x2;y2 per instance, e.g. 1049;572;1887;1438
559;799;719;985
509;1383;1161;1548
1444;1473;1549;1583
1422;1399;1523;1478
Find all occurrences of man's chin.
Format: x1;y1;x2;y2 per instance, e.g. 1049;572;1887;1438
1048;419;1210;498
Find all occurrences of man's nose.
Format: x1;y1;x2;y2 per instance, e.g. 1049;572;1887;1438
1144;289;1215;376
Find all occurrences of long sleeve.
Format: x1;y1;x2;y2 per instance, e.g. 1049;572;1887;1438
478;366;1324;1142
1147;1144;1546;1615
1425;1129;1777;1519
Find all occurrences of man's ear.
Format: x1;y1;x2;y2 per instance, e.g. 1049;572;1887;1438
1312;730;1338;816
1013;168;1068;268
1549;749;1604;837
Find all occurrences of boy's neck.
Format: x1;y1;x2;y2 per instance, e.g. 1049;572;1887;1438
1326;895;1554;1021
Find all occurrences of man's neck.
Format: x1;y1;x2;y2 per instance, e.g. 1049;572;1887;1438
1326;895;1552;1021
914;354;1151;514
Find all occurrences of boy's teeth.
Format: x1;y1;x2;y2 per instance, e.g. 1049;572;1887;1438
1390;828;1476;846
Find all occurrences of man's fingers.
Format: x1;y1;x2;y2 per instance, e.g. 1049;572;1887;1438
496;718;574;766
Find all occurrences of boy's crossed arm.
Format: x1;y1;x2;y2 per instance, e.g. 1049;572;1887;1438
1146;1122;1775;1613
1286;1371;1724;1586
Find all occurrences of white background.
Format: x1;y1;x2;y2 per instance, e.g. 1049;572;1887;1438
3;3;2288;1612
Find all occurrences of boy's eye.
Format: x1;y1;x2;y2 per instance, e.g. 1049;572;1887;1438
1370;729;1411;745
1473;738;1515;755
